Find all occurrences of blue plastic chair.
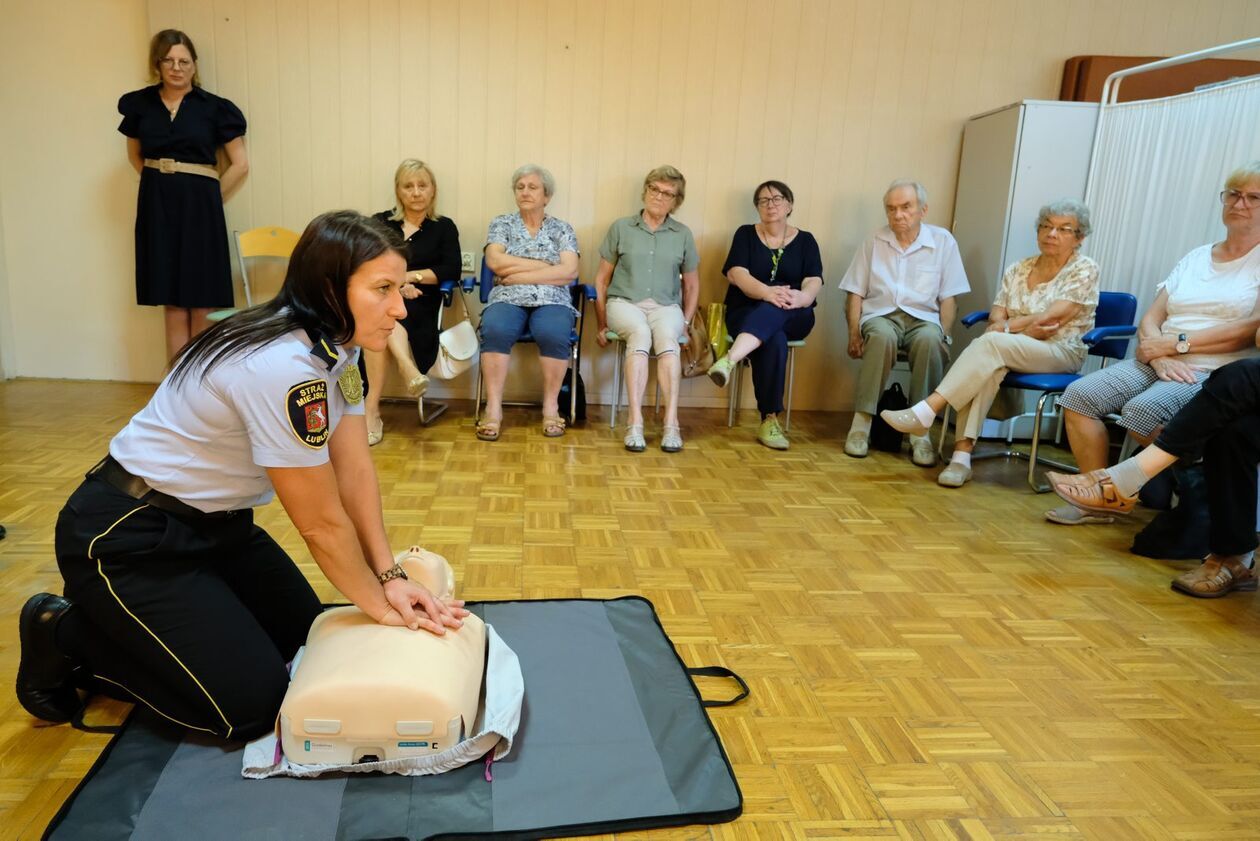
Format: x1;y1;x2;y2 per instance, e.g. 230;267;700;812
461;258;592;424
945;290;1138;491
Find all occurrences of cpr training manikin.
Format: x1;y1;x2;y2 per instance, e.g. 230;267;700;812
243;548;524;779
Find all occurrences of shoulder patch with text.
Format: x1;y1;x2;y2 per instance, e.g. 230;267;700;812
287;379;330;448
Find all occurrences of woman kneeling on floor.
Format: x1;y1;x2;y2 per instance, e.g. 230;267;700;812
16;211;467;739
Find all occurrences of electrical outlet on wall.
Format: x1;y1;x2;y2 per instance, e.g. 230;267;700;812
460;251;475;274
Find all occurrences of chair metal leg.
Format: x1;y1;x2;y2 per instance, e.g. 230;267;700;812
784;347;796;432
727;362;740;427
474;360;483;423
418;398;448;426
938;405;951;456
610;342;622;428
1027;391;1050;492
569;346;578;424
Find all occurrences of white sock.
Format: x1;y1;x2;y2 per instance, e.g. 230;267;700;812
1105;458;1150;499
910;401;936;429
850;412;872;434
950;451;972;469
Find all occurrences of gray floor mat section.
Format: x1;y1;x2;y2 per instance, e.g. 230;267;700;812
481;600;680;830
132;737;347;841
604;599;740;814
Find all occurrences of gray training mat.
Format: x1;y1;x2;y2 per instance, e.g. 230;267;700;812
44;597;745;840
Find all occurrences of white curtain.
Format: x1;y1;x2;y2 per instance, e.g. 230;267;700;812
1084;76;1260;316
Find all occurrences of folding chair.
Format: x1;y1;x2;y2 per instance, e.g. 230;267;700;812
726;340;806;431
412;278;460;425
942;290;1138;491
460;259;592;424
604;329;689;428
209;227;301;322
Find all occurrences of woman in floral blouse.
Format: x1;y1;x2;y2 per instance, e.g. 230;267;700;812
881;200;1100;488
477;164;580;441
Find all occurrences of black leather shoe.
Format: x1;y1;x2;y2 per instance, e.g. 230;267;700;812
16;593;81;723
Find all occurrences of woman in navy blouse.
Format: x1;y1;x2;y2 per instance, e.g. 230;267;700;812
118;29;249;359
710;181;823;450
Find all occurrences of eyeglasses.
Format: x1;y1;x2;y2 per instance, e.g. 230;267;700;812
1221;189;1260;208
159;58;194;70
756;195;788;207
646;184;678;200
1037;223;1079;236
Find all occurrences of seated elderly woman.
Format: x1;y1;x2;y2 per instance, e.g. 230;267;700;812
707;180;824;450
1048;352;1260;598
476;164;580;441
594;165;699;453
1044;162;1260;524
362;159;462;445
882;200;1100;487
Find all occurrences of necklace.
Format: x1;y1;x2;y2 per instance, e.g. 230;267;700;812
760;223;790;284
160;90;183;121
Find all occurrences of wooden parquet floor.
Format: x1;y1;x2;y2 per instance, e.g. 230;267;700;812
4;378;1260;840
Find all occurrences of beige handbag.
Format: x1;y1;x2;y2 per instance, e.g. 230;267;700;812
431;319;479;380
681;312;714;378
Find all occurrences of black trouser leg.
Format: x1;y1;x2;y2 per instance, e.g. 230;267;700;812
729;304;814;418
404;289;443;373
1156;357;1260;459
55;478;322;740
1203;416;1260;557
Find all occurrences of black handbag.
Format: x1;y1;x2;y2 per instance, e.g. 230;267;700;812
869;382;908;453
559;371;587;425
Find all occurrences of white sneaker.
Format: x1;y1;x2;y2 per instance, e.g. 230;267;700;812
844;430;869;458
910;436;937;467
937;462;972;487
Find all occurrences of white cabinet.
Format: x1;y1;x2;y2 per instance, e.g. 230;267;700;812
949;100;1099;438
951;100;1099;339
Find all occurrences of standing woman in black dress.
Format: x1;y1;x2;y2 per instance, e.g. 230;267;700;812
119;29;250;360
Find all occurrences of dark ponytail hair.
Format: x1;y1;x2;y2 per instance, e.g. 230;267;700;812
170;210;405;386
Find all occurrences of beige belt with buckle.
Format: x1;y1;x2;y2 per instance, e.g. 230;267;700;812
143;158;220;180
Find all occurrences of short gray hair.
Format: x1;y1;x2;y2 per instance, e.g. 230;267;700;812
511;163;556;198
1036;199;1091;239
884;179;927;207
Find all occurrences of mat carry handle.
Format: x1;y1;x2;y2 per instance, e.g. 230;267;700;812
685;665;749;707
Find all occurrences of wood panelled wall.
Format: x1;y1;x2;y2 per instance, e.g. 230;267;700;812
145;0;1260;409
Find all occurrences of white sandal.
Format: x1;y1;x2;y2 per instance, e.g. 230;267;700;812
624;424;646;452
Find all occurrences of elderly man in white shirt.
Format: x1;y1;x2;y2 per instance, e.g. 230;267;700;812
840;180;970;466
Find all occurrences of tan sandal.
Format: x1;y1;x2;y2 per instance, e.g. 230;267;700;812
542;415;566;438
475;418;501;441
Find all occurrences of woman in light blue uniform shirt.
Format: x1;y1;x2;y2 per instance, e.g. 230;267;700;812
16;211;468;740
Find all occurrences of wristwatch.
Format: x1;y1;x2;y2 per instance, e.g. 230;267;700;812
377;563;409;584
1175;333;1191;354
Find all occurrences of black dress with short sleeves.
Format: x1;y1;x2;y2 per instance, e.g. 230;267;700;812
117;85;246;308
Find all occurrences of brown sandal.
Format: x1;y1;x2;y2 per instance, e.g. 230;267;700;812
542;415;566;438
1171;556;1258;598
475;419;501;441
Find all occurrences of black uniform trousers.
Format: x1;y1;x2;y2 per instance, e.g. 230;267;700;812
726;303;815;418
1155;357;1260;556
54;476;323;741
